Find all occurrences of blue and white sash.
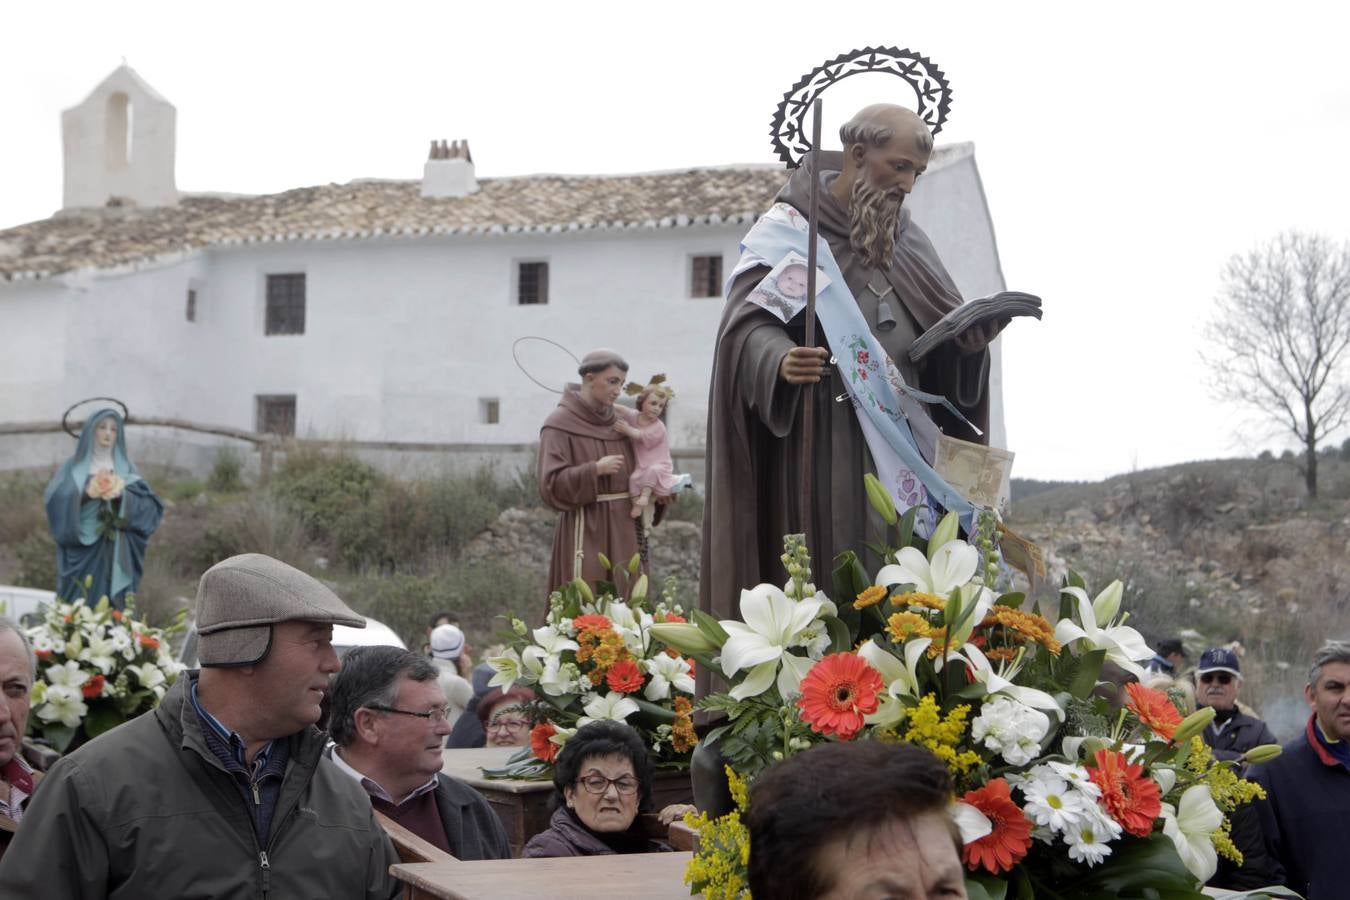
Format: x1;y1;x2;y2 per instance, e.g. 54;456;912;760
730;203;976;533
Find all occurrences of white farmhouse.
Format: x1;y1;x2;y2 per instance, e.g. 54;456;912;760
0;67;1008;478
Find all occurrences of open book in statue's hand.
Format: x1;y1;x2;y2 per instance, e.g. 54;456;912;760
907;291;1042;364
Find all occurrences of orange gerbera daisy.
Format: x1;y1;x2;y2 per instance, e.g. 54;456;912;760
530;722;559;762
796;652;883;740
960;778;1032;874
1124;682;1183;741
1087;748;1161;838
605;658;645;693
572;614;614;633
854;585;888;609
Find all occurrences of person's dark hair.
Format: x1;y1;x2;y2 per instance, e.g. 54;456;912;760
327;646;438;746
552;720;654;813
746;741;955;900
1156;637;1186;658
427;610;456;631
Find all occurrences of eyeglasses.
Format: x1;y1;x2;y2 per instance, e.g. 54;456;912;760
575;774;640;796
486;717;531;734
366;704;453;724
1199;672;1234;686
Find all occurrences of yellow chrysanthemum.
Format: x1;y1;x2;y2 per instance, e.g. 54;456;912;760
887;612;932;642
854;585;888;610
984;606;1062;655
892;591;947;611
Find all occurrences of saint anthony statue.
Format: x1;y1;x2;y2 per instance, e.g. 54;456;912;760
701;104;1007;622
538;349;650;594
43;409;164;609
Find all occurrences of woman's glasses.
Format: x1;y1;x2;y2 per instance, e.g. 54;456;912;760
486;717;531;734
576;774;639;795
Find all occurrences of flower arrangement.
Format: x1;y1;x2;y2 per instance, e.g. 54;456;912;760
652;494;1288;900
483;560;698;779
27;588;186;751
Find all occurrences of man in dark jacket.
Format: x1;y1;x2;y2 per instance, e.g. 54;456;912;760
0;553;402;900
327;645;511;860
1250;640;1350;900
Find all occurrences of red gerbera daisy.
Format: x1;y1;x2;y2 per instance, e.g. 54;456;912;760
656;612;686;624
960;778;1032;874
1124;682;1183;741
530;722;559;763
81;674;106;700
795;652;883;740
572;614;613;633
605;659;645;693
1087;748;1162;838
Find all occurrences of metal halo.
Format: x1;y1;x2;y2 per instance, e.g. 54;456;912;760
511;336;581;395
61;397;130;438
769;46;954;168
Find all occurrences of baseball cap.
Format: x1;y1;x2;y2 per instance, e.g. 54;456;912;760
429;623;466;660
1196;647;1241;678
196;553;365;667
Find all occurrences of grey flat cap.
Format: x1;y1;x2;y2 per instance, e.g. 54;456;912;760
196;553;365;667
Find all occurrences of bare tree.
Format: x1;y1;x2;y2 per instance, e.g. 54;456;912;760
1204;231;1350;497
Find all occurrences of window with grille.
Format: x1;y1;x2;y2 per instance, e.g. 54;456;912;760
516;261;549;305
186;288;197;322
480;398;500;425
690;254;723;298
256;395;297;437
265;273;306;335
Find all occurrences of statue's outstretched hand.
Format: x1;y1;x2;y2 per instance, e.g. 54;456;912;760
596;455;625;476
779;345;829;384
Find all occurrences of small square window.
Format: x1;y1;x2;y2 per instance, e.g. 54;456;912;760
265;273;306;335
516;261;549;305
256;394;297;437
186;288;197;322
479;398;500;425
690;255;723;298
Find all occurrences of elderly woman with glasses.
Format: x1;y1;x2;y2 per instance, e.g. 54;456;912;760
478;686;538;748
521;720;691;858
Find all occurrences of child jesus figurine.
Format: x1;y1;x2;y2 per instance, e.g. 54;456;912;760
614;380;681;525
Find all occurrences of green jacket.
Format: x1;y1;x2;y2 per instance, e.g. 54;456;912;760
0;673;401;900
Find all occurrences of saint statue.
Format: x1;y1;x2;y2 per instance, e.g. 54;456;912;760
538;349;651;593
43;409;164;609
701;104;1007;621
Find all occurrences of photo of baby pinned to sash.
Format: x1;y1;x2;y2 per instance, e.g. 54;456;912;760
746;251;832;323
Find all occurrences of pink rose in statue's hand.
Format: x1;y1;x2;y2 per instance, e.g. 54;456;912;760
87;471;126;501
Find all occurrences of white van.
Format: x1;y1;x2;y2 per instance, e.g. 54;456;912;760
0;585;56;627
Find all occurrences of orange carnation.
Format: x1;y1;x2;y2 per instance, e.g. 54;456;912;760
1124;682;1183;741
960;778;1032;874
81;673;106;700
796;652;883;740
1087;748;1162;838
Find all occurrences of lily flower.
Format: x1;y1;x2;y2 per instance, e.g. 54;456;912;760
874;541;978;597
486;647;545;690
36;685;88;729
1053;583;1153;678
958;644;1065;719
1161;784;1223;883
858;637;928;727
530;625;579;657
578;691;640;726
720;584;828;700
643;654;694;702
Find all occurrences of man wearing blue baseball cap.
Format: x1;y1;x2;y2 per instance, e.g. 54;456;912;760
1195;647;1277;763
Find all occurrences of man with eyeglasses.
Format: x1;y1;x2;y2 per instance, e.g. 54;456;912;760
327;645;510;860
1195;647;1277;764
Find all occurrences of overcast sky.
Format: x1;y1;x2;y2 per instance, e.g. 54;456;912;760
4;1;1348;480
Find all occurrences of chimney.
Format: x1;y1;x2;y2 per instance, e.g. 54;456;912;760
421;138;477;198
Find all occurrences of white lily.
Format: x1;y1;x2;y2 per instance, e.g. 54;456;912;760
958;644;1065;719
78;633;119;674
486;647;544;689
952;801;994;845
858;638;928;727
720;584;828;700
874;541;978;596
578;691;640;726
128;663;166;691
36;685;87;729
1161;784;1223;883
531;625;579;657
643;654;694;702
1053;583;1153;678
536;655;574;697
44;659;89;691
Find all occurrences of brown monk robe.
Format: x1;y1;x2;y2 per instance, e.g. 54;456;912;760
538;350;648;598
699;105;1004;636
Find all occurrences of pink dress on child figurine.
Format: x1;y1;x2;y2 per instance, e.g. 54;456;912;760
628;417;679;497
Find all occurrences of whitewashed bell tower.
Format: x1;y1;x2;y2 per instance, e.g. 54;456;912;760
61;65;178;210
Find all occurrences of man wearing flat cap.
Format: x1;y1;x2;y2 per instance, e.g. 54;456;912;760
0;553;401;900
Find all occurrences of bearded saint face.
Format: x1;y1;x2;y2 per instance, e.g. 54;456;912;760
846;129;931;270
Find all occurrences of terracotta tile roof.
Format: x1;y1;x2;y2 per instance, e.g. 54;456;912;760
0;146;965;283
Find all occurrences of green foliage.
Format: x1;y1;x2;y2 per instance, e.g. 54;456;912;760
206;448;245;493
13;530;56;590
661;490;704;524
162;477;205;504
271;449;384;541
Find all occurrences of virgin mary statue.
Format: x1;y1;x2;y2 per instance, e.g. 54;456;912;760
43;409;164;609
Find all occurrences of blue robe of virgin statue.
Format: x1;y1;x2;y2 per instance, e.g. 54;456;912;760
43;410;164;609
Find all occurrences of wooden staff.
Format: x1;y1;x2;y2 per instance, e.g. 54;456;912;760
800;98;823;535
